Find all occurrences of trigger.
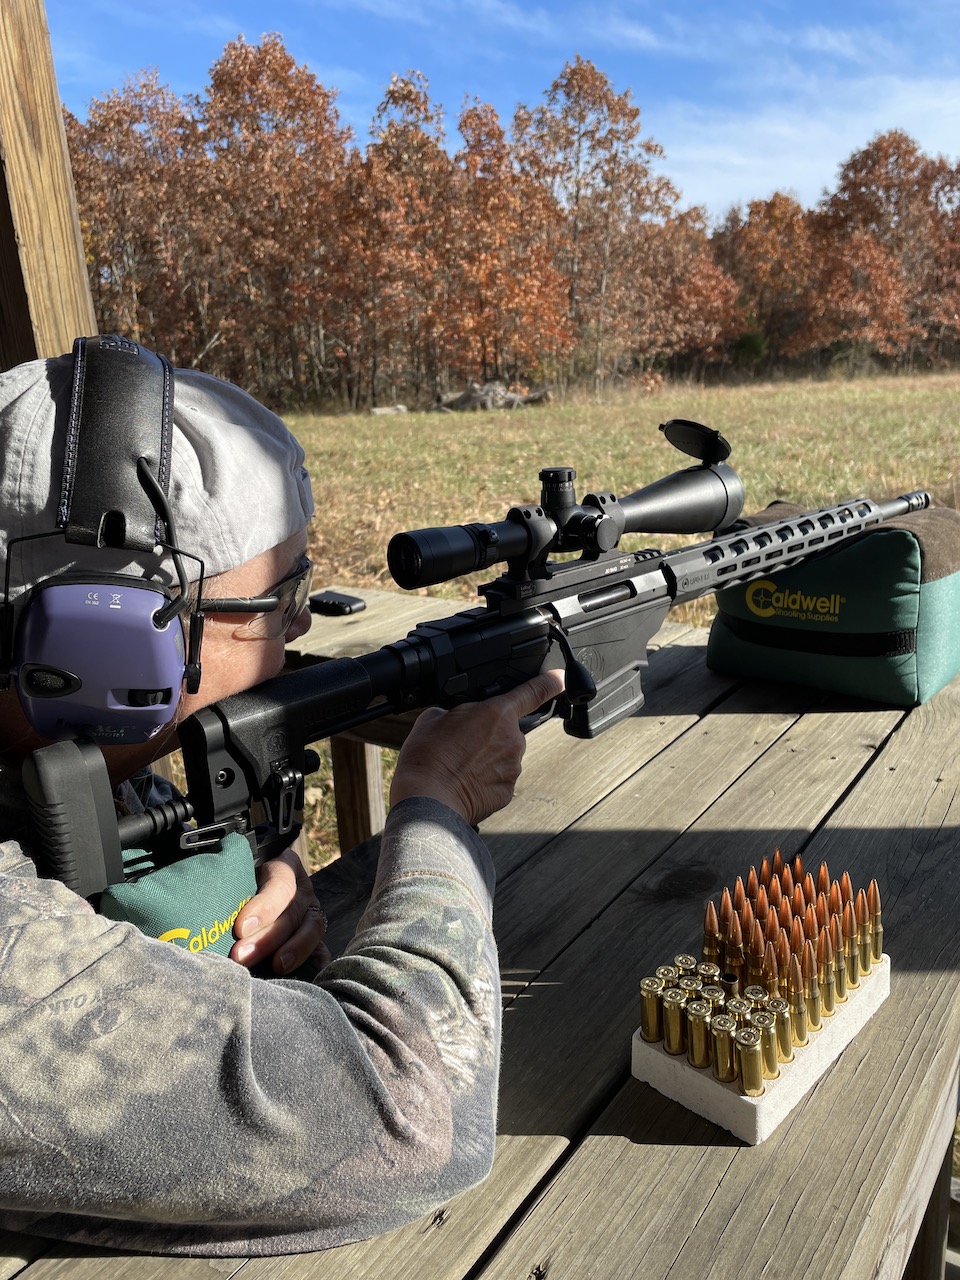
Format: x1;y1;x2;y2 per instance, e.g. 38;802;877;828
519;697;561;734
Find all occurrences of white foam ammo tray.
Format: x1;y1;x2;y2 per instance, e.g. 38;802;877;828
631;956;890;1144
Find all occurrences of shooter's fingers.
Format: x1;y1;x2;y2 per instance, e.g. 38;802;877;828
232;848;329;974
493;667;566;721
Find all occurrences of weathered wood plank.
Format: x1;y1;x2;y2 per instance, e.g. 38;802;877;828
0;0;95;368
5;1246;246;1279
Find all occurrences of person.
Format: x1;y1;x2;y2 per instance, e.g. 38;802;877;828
0;341;564;1256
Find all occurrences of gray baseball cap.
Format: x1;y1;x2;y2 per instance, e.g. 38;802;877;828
0;350;314;612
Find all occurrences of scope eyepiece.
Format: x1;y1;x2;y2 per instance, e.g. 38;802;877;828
388;520;530;590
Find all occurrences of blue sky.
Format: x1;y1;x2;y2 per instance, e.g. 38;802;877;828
44;0;960;225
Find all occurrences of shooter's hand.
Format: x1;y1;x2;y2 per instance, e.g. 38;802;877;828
390;669;565;828
231;847;331;975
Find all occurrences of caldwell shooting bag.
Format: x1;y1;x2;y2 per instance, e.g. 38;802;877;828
706;502;960;707
99;832;257;959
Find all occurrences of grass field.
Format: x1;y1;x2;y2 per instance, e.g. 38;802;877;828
282;371;960;869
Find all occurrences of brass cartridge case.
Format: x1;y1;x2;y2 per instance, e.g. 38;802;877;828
639;976;665;1043
844;931;861;991
766;996;794;1063
656;964;679;989
711;1013;738;1083
674;953;698;978
678;976;703;999
700;984;726;1012
742;985;769;1010
818;937;836;1018
805;979;821;1032
736;1027;765;1097
871;922;884;966
686;999;713;1069
802;940;821;1032
856;890;872;975
720;973;740;1000
725;997;754;1026
790;990;809;1047
697;962;721;985
830;916;848;1003
662;988;688;1055
750;1009;780;1079
868;879;883;963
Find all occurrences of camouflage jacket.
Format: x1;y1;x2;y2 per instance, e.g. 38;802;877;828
0;780;500;1256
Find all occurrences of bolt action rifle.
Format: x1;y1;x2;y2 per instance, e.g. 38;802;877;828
23;420;931;898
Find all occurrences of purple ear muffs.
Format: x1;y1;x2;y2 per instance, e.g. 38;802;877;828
14;574;186;744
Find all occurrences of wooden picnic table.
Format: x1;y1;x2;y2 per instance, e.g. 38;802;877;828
3;586;958;1279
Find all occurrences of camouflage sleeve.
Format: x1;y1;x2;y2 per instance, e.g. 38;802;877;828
0;796;500;1256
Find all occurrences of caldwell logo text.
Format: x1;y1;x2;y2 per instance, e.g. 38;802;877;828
159;897;252;952
745;579;845;624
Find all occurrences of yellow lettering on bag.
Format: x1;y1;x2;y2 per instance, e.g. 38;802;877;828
156;897;252;952
744;579;845;624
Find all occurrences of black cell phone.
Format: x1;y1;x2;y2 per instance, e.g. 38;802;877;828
309;590;368;616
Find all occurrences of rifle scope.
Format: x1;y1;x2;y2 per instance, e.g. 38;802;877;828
388;420;746;590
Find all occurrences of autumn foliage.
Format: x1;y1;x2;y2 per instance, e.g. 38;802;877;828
65;36;960;407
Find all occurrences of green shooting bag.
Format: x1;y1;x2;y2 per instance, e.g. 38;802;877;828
99;832;257;959
706;502;960;707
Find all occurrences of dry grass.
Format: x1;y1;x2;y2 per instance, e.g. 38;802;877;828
282;371;960;864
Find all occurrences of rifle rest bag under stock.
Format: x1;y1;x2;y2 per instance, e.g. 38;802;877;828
99;832;257;959
706;502;960;708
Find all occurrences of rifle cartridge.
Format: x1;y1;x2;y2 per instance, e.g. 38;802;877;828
711;1014;738;1083
788;956;808;1047
856;890;872;975
742;985;769;1010
662;988;688;1055
639;976;665;1043
754;883;769;924
830;915;848;1003
736;1027;765;1097
868;879;883;963
802;941;821;1033
842;902;861;989
686;1000;712;1069
702;902;721;968
655;964;679;989
766;996;794;1063
700;984;726;1012
817;930;836;1018
749;1009;780;1080
762;941;780;997
725;997;754;1027
674;953;698;978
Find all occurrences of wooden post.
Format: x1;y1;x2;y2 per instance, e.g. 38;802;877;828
0;0;95;370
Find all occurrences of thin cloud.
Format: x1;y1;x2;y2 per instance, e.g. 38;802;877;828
652;72;960;222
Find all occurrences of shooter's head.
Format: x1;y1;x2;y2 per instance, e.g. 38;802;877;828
0;338;314;756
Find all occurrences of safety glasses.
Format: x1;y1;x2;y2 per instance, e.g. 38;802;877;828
199;555;314;638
